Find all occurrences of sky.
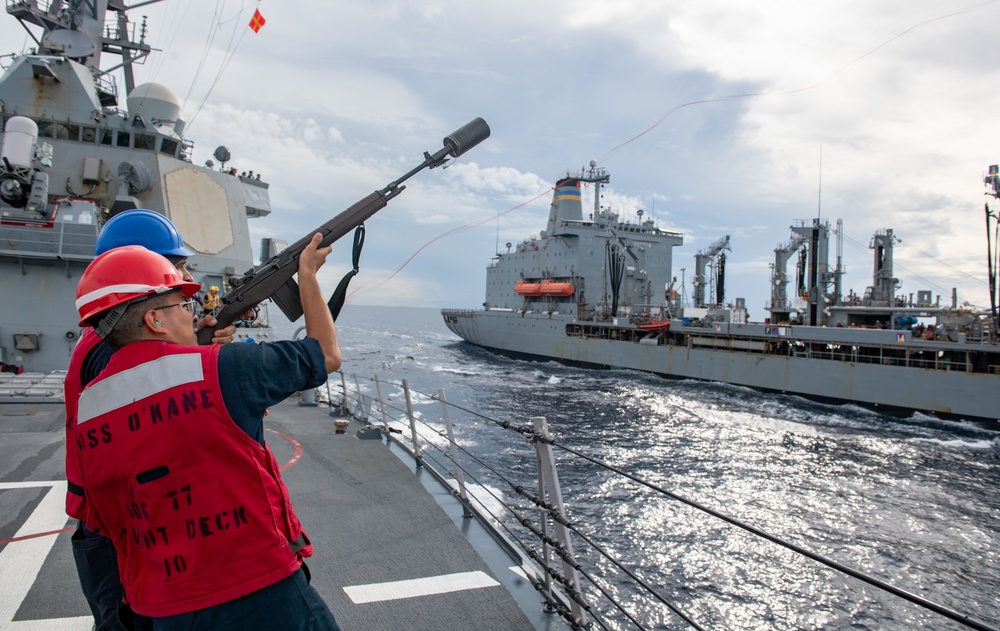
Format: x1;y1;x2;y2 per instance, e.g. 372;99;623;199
5;0;1000;315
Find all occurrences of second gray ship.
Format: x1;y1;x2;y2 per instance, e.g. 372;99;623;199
443;163;1000;423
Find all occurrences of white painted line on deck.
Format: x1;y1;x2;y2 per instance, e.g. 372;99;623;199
509;565;533;582
344;570;500;604
0;481;63;489
0;480;92;630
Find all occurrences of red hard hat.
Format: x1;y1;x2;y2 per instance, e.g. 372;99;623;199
76;245;202;326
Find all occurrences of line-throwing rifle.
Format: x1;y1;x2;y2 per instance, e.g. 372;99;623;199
196;117;491;345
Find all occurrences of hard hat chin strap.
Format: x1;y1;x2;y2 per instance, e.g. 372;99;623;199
94;304;128;339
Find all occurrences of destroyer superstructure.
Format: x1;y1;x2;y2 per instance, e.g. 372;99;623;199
443;165;1000;422
0;0;270;374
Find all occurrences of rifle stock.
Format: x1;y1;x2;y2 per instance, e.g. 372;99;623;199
196;117;490;345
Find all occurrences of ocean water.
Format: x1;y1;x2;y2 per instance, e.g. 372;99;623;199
273;304;1000;630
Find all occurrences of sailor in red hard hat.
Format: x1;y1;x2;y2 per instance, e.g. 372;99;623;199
67;237;342;630
66;209;249;631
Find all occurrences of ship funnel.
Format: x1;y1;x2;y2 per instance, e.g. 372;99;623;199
546;177;583;235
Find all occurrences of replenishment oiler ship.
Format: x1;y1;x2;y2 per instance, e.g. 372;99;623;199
442;164;1000;423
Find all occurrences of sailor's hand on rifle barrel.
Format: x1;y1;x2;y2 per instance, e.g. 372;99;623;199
299;233;332;278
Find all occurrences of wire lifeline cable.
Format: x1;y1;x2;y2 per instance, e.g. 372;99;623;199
359;378;658;629
372;405;614;631
535;520;698;631
350;381;542;543
390;381;703;629
362;377;996;629
511;480;705;631
550;439;1000;631
358;377;987;629
425;449;648;630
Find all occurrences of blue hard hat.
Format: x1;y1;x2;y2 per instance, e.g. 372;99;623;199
95;209;196;258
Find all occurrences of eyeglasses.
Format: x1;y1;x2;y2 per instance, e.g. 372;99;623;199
160;299;199;314
137;298;199;328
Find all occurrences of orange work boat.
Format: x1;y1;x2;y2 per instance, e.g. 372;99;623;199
638;320;671;332
514;280;543;296
540;280;575;296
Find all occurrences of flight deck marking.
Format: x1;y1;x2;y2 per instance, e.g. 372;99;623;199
0;481;92;629
343;570;500;604
265;427;304;471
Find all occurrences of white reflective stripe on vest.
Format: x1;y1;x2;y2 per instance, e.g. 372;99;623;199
78;354;204;425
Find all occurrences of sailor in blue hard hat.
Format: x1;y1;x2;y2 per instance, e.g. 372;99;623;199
95;208;196;281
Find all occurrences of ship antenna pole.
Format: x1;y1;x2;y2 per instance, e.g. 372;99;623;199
984;165;1000;339
817;145;823;220
988;203;998;337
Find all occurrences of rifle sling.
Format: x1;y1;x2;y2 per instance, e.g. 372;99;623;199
327;224;366;321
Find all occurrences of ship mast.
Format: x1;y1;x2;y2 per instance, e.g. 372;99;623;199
7;0;156;102
579;160;610;215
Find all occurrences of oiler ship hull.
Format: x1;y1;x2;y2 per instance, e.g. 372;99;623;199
442;310;998;421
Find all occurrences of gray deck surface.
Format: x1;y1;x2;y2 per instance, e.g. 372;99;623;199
0;394;540;630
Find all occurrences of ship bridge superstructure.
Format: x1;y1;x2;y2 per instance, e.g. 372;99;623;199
0;0;274;372
485;165;682;320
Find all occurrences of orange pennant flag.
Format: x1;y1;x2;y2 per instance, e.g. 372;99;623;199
249;8;266;33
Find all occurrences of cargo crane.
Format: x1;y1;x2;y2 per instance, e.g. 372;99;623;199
692;235;730;308
769;233;808;323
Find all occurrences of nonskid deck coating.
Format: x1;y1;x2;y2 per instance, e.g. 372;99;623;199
0;394;540;631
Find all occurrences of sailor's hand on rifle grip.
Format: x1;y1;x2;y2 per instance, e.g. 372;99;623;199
197;315;236;345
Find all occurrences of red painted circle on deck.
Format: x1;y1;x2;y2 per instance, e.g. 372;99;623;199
265;427;304;471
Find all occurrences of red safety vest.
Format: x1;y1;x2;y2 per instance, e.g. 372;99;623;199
75;340;311;617
64;327;103;520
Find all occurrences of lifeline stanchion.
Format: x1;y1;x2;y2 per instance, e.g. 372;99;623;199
402;378;422;465
438;388;472;518
374;374;389;431
531;416;589;628
534;424;555;612
352;373;368;421
339;371;351;416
